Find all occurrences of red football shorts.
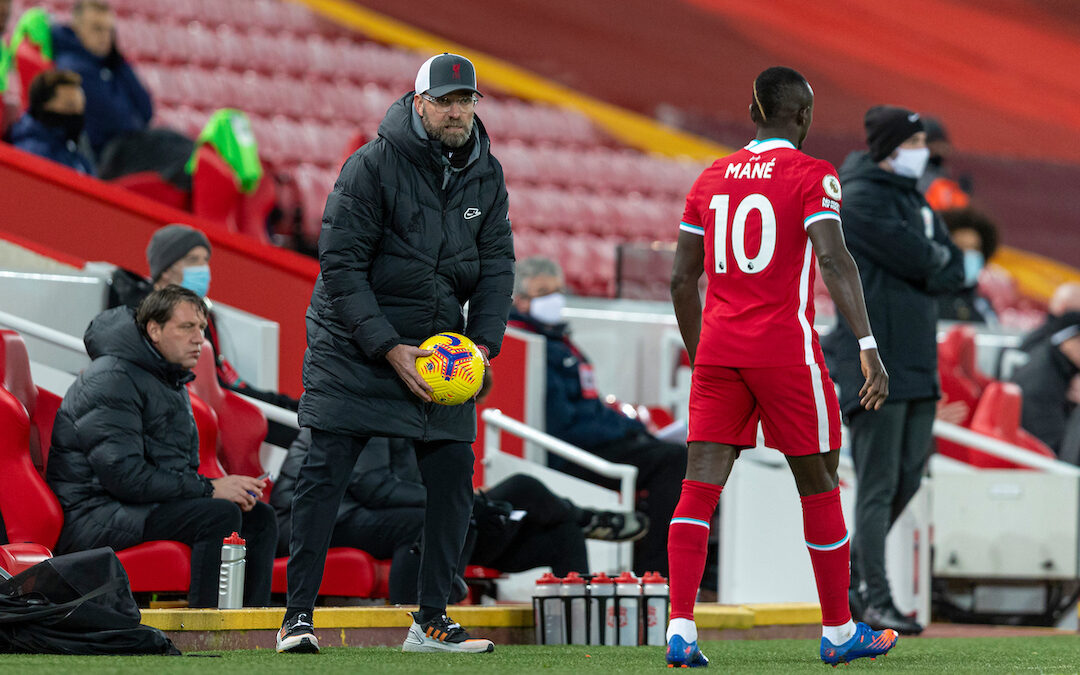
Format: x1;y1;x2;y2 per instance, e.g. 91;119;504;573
688;362;842;456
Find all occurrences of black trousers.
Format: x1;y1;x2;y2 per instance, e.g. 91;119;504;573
392;474;591;604
849;398;936;607
286;429;474;613
143;498;277;608
576;432;686;575
474;474;590;576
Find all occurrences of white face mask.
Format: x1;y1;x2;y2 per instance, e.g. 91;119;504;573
529;292;565;325
888;146;931;179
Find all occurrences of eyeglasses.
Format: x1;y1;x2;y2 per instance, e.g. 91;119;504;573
421;93;479;113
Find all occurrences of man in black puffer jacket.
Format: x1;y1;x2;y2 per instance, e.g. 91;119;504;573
823;106;964;635
279;53;513;656
45;286;276;608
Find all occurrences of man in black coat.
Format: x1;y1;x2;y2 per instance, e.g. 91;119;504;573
1011;318;1080;459
823;106;964;635
278;53;514;655
45;286;276;608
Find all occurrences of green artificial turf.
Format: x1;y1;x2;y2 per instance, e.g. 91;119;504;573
3;636;1079;673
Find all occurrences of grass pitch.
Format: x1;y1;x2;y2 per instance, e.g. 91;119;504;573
3;636;1080;673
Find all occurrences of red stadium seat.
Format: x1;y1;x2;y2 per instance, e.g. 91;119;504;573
965;382;1056;468
189;339;268;484
189;393;226;479
936;325;987;428
236;172;275;245
15;38;52;111
271;548;377;597
0;330;62;474
191;145;243;233
0;542;53;576
110;171;190;211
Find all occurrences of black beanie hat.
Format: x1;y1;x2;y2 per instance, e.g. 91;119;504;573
865;105;924;162
146;224;211;281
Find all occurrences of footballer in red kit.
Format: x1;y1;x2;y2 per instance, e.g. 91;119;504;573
663;66;892;668
679;137;844;453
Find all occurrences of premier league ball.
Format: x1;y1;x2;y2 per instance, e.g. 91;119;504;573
414;332;486;405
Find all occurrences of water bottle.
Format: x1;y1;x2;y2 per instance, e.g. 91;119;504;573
642;571;670;646
532;572;565;644
614;571;641;645
561;572;588;645
217;531;246;609
588;571;615;645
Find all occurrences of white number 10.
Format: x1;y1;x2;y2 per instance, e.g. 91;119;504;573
709;193;776;274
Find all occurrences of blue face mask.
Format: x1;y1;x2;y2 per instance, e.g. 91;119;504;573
180;265;211;298
963;250;984;287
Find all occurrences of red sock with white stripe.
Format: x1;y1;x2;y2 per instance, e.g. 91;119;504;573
800;487;854;641
667;479;723;629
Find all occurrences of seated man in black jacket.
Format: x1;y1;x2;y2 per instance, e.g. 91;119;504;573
45;286;276;608
271;430;646;604
1012;315;1080;460
508;256;685;576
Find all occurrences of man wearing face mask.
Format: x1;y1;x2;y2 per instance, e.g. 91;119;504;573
6;69;93;174
106;225;302;439
936;207;999;324
508;256;684;577
823;105;964;635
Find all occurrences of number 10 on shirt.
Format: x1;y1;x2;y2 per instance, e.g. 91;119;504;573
709;193;777;275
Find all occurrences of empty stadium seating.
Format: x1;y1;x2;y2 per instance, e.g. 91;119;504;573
19;0;706;295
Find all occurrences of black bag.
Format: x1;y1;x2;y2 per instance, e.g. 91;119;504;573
0;548;180;655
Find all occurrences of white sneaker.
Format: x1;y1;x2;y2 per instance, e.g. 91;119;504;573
401;611;494;653
276;612;319;654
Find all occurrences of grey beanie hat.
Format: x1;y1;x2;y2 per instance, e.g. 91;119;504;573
146;224;211;281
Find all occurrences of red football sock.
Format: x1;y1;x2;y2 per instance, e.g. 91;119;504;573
800;487;852;627
668;479;723;621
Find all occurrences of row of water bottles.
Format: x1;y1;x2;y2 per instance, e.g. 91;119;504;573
532;571;669;646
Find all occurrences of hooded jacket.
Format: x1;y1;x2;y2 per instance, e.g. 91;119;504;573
508;309;644;449
46;307;212;554
50;25;153;155
822;151;964;415
6;113;94;174
298;93;514;442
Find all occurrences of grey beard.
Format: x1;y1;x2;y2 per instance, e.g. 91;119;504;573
422;116;472;148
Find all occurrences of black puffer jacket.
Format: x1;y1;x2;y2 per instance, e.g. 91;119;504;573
298;93;514;442
823;152;964;415
46;307;213;553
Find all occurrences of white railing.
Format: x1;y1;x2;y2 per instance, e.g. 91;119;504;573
482;408;638;509
932;420;1080;475
0;309;300;429
0;309;86;354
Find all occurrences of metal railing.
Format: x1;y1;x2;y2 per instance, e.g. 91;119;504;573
2;306;1074;474
481;408;638;509
0;308;300;430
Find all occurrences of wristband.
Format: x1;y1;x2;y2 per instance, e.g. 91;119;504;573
858;336;877;351
476;344;490;363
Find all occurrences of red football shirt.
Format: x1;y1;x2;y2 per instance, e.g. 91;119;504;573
679;138;843;367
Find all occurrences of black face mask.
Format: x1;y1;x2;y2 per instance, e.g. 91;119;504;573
36;111;85;141
927;154;944;168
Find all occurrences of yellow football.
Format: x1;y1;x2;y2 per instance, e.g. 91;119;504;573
414;332;486;405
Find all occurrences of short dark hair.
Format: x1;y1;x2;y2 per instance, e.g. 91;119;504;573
750;66;812;126
72;0;111;16
941;207;999;261
136;285;207;334
28;69;81;118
